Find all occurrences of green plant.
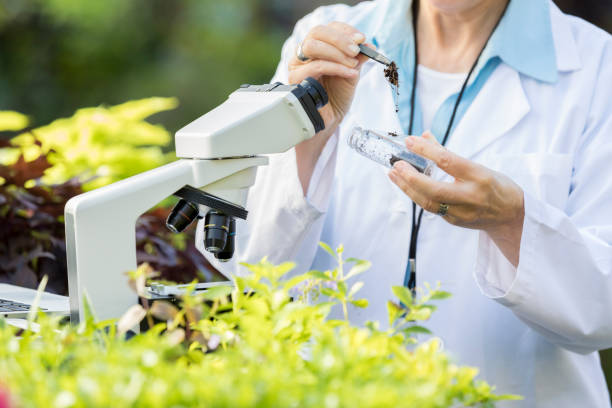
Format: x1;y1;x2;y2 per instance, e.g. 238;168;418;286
0;245;519;407
0;98;177;191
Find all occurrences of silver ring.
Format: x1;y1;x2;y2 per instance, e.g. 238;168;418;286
296;42;309;62
437;203;449;216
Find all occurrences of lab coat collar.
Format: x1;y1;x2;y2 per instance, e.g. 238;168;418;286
549;2;582;73
369;0;578;83
480;0;558;83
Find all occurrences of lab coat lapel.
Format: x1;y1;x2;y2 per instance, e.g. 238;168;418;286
445;63;530;160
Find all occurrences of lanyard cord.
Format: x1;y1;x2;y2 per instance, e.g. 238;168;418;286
404;0;510;295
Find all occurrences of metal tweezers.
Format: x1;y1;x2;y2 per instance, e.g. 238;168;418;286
358;44;392;66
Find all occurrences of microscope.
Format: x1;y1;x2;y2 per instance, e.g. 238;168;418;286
65;77;328;323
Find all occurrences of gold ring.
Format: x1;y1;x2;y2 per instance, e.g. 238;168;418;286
437;203;449;216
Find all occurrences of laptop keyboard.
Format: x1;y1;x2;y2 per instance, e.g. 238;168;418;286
0;298;47;313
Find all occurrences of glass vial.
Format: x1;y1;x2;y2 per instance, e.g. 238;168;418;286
347;127;435;175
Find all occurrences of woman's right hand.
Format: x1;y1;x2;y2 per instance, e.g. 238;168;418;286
289;22;369;135
288;22;371;193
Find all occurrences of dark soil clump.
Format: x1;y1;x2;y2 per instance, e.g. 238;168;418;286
384;62;399;87
384;62;400;112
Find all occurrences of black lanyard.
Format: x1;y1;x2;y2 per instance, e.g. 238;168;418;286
404;0;510;295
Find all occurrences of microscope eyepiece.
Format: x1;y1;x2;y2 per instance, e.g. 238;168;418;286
166;199;199;233
300;77;328;109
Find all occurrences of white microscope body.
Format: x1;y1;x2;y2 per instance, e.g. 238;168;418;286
65;78;328;323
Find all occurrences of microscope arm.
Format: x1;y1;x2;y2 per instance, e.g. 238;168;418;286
65;157;267;323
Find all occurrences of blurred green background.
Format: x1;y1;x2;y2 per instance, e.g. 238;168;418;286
0;0;610;399
1;0;609;135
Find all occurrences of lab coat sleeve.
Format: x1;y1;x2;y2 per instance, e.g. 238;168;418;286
474;58;612;354
196;7;341;278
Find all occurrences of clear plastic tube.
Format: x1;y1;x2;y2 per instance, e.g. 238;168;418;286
347;127;435;175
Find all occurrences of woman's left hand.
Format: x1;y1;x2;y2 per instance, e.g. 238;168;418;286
388;132;525;266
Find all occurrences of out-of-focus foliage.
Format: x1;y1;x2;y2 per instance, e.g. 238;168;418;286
0;99;177;191
0;111;28;132
0;249;519;407
0;0;287;133
0;105;223;295
0;142;81;294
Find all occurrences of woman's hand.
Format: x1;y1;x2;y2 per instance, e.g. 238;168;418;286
388;132;525;267
289;22;370;133
288;22;371;193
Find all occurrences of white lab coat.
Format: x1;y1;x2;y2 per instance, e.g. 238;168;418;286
198;2;612;406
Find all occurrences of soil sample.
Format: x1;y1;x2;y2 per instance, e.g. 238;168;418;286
384;62;400;112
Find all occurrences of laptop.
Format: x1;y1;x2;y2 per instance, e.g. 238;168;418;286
0;283;70;319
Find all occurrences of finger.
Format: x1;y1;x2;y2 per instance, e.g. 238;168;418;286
405;135;478;180
290;59;359;82
308;24;362;57
421;131;438;144
328;21;361;36
328;21;366;43
355;42;375;67
390;160;466;207
300;38;359;68
388;168;439;214
388;169;472;224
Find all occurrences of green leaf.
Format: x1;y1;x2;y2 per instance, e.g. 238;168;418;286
81;289;97;328
387;301;402;326
391;285;413;306
0;111;29;131
308;270;331;281
337;281;348;295
320;287;336;298
201;285;233;301
348;281;364;298
402;325;432;336
271;262;296;280
350;299;369;308
283;274;310;290
429;291;452;300
319;242;337;259
315;301;337;315
409;307;432;321
26;275;48;325
344;260;371;281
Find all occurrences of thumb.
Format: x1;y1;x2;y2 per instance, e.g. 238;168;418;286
422;131;441;146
